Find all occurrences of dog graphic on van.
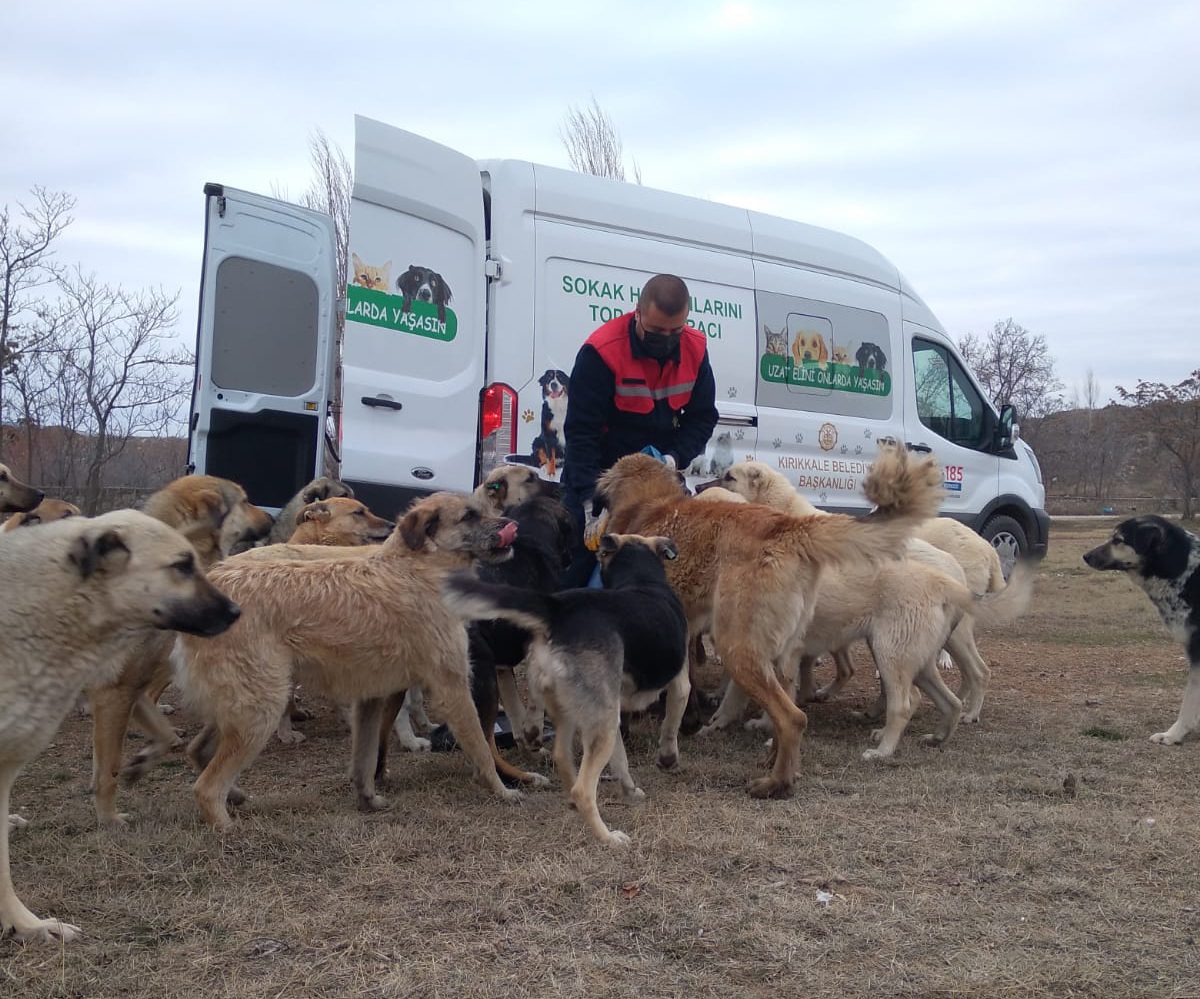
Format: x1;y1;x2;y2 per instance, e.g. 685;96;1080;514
396;264;453;323
855;341;888;376
792;330;829;369
351;254;392;291
506;368;569;478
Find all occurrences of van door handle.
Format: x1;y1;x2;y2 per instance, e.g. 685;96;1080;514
718;414;757;427
362;396;403;411
906;441;933;453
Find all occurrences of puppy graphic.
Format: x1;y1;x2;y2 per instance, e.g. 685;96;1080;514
506;368;570;478
396;264;453;323
792;330;829;368
351;254;391;291
855;341;888;376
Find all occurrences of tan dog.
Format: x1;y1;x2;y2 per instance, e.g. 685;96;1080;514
0;510;239;943
594;440;942;797
1;497;80;531
714;461;1009;720
791;330;829;368
289;497;394;546
0;463;43;516
87;475;272;826
267;476;355;545
175;491;525;830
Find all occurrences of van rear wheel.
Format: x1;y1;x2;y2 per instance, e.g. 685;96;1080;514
982;515;1026;580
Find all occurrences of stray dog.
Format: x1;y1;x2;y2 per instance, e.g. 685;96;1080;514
445;533;689;846
0;463;43;515
1;498;80;531
396;264;452;323
593;440;942;797
289;497;394;546
268;476;354;544
176;491;524;830
855;341;888;376
792;330;829;368
88;475;272;826
1084;516;1200;744
0;510;239;942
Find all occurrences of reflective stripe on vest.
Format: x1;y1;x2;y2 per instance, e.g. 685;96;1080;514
614;380;697;400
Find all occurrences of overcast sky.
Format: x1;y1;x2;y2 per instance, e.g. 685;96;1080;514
3;0;1196;407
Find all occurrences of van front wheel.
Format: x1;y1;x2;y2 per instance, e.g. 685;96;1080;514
981;514;1026;580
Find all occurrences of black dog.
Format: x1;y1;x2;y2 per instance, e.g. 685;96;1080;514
855;341;888;376
445;532;689;846
1084;515;1200;744
396;264;452;323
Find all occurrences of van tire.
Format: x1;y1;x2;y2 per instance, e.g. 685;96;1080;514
981;514;1027;580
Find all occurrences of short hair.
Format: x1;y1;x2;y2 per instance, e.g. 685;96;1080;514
638;274;690;317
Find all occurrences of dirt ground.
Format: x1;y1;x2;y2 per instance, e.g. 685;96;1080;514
4;519;1200;998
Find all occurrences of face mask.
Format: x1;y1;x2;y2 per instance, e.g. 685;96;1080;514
641;330;680;360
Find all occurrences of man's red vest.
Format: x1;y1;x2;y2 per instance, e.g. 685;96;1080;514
585;313;707;415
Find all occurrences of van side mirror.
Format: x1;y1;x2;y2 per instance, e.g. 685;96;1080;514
995;404;1016;451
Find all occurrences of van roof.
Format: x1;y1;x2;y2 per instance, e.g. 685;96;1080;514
481;158;902;292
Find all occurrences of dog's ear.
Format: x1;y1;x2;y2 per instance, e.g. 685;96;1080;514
297;501;331;525
399;504;440;550
653;537;678;561
194;489;231;527
335;480;355;500
598;534;619;556
302;480;330;504
1136;519;1166;552
69;528;131;579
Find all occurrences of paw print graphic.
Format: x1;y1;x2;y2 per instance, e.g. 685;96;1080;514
794;432;804;444
745;454;756;463
854;445;863;455
772;437;783;449
727;386;738;399
819;492;828;504
840;444;848;454
521;408;535;424
734;429;746;441
863;427;873;438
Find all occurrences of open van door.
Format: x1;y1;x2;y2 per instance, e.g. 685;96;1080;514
340;116;486;516
187;185;337;510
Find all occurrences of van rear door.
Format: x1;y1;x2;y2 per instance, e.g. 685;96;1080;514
187;184;337;510
340;116;486;515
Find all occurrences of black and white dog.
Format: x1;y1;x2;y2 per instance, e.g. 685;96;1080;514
1084;515;1200;744
855;341;888;376
506;368;570;476
444;533;689;847
396;264;452;323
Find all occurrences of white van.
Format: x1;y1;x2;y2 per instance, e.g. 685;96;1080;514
187;115;1049;568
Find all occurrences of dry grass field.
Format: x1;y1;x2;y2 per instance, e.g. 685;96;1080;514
4;519;1200;998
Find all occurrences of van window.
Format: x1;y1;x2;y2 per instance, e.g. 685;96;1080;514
212;257;318;396
912;338;986;448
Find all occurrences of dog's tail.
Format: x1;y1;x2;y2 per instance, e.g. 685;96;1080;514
802;440;943;566
442;573;553;637
967;559;1036;628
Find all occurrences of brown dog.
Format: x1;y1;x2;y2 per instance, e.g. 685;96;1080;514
594;440;942;798
288;497;394;546
0;463;43;516
87;475;273;826
267;476;355;544
1;497;81;531
176;491;525;830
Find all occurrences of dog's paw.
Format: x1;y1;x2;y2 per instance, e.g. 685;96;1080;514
7;813;28;833
157;701;177;716
604;829;632;848
398;736;432;753
747;776;793;800
919;733;946;747
226;786;246;807
276;729;306;746
743;715;772;733
1150;730;1185;746
357;793;389;813
525;772;551;789
809;687;834;703
498;787;524;804
100;812;131;829
869;728;885;744
961;711;982;725
10;917;83;945
656;750;679;771
290;705;315;722
622;786;646;803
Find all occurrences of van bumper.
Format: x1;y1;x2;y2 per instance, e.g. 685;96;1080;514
1030;507;1051;559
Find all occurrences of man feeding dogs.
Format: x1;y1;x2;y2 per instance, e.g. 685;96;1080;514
560;274;719;587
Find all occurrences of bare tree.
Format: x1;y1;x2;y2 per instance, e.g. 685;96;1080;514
958;318;1064;422
28;268;190;513
0;187;75;420
560;98;642;183
1117;370;1200;519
